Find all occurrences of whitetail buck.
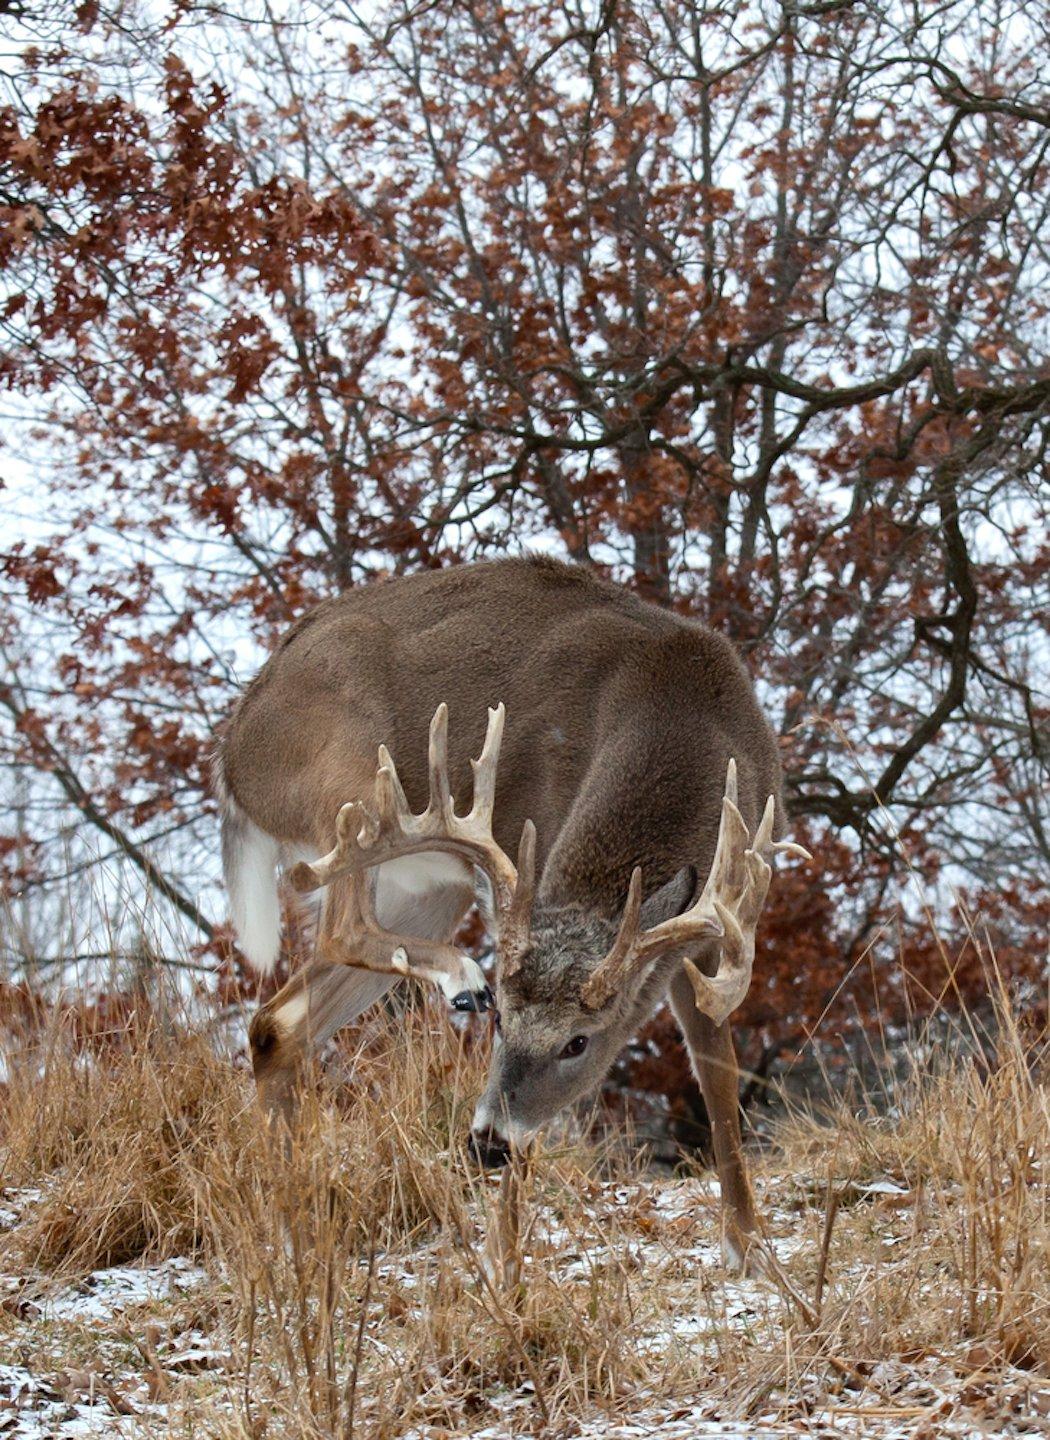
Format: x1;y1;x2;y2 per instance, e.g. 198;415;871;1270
215;557;808;1267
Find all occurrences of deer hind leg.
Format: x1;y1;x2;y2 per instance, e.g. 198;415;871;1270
668;964;760;1272
250;855;475;1126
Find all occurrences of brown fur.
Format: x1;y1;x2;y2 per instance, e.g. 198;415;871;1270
221;555;782;873
218;556;786;1267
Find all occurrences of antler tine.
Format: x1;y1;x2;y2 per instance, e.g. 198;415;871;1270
611;866;645;966
374;744;412;835
427;702;455;821
725;756;738;806
289;800;369;894
469;703;505;827
747;793;814;865
751;794;776;858
516;817;536;899
500;818;537;978
580;867;644;1008
582;759;810;1017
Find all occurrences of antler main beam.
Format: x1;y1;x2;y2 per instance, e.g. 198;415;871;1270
288;703;535;988
582;760;811;1020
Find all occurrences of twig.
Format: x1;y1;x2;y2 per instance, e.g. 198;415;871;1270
484;1151;528;1305
243;1277;256;1432
813;1174;840;1319
757;1241;888;1398
344;1238;376;1440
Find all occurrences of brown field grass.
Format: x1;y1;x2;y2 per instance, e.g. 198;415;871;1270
1;947;1047;1438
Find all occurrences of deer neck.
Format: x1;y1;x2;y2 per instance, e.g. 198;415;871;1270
537;716;706;917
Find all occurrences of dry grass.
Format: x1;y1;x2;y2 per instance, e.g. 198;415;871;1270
1;956;1047;1438
3;1016;243;1275
775;995;1049;1370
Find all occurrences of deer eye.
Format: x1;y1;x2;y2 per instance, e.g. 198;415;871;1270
560;1035;588;1059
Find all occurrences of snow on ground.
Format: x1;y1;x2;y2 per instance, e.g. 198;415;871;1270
1;1178;1048;1437
0;1189;211;1437
0;1362;162;1438
37;1258;207;1325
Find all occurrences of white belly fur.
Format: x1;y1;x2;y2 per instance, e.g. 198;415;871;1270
374;852;480;999
374;851;472;911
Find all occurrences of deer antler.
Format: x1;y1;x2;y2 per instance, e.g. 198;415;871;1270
581;760;811;1020
289;704;536;993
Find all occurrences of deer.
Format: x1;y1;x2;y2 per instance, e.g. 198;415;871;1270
214;556;809;1269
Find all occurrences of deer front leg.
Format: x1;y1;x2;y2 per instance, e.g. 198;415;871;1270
669;966;760;1272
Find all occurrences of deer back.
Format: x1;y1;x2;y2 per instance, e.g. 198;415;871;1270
220;557;783;907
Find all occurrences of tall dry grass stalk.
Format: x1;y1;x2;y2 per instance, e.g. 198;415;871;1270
1;927;1046;1436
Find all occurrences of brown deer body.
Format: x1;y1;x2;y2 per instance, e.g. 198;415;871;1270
215;556;806;1267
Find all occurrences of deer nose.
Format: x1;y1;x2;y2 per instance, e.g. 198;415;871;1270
467;1126;511;1170
450;984;494;1013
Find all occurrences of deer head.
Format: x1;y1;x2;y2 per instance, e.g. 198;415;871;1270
469;758;809;1167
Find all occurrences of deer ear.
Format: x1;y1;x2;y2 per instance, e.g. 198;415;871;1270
637;866;696;929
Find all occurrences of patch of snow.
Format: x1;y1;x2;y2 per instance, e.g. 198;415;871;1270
0;1364;159;1439
0;1188;42;1232
427;1391;784;1440
850;1177;911;1197
164;1343;228;1373
41;1256;206;1323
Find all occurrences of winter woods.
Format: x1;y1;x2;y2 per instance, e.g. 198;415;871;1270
1;0;1046;1046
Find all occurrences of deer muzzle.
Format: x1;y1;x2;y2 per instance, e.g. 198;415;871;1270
467;1124;512;1170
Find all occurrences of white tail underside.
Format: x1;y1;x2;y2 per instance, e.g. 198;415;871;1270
222;800;282;974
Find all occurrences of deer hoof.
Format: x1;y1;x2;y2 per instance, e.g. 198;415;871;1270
723;1229;771;1279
